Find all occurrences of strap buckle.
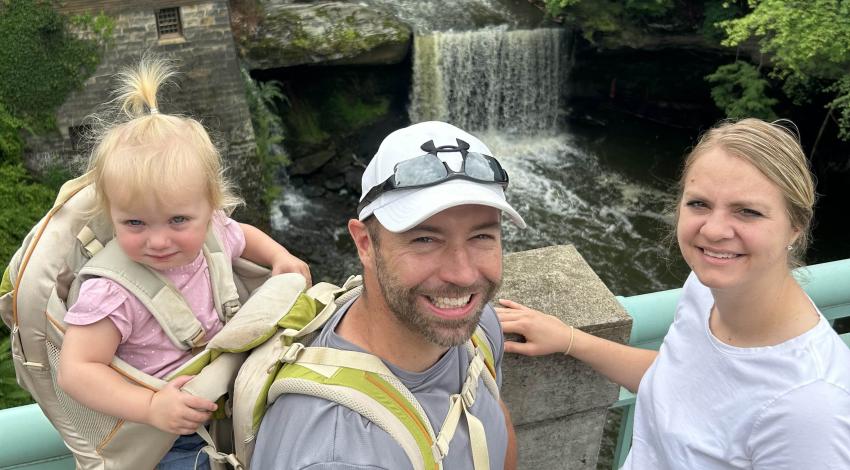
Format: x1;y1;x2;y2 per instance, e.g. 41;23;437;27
431;435;450;462
280;343;305;364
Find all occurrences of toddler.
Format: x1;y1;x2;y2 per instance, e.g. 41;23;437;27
57;57;309;469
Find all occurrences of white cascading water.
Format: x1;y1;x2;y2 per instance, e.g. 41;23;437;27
403;25;680;294
408;27;567;134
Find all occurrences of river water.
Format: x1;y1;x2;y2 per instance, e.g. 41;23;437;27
270;25;848;298
271;114;695;296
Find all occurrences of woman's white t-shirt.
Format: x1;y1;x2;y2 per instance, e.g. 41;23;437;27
622;272;850;469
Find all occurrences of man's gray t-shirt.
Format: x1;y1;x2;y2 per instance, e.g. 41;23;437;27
251;298;508;470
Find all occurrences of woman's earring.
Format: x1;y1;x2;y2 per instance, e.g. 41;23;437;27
787;244;794;251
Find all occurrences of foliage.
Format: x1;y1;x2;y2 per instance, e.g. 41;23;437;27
700;1;744;41
0;1;112;135
0;102;28;163
284;96;330;147
706;62;777;121
827;76;850;140
242;69;288;204
0;164;55;268
324;92;389;132
543;0;674;43
713;0;850;137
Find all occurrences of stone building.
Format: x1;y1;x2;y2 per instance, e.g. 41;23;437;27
32;0;264;223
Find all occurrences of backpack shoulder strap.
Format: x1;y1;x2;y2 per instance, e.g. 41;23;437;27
270;347;439;470
469;326;499;400
267;321;499;470
204;228;241;322
78;240;206;350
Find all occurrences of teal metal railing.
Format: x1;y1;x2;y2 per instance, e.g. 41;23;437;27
610;258;850;469
1;258;848;469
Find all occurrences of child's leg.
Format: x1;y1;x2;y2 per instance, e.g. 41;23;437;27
157;433;210;470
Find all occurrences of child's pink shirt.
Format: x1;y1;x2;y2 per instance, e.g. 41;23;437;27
64;213;246;378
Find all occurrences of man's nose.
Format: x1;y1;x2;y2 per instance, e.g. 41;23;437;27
439;245;479;287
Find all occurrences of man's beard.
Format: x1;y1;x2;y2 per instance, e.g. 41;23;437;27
374;253;500;348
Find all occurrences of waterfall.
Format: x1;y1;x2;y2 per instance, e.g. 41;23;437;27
409;27;568;133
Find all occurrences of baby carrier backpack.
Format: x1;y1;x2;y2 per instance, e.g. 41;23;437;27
207;274;500;470
0;175;271;469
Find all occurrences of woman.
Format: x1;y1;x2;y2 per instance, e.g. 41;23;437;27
497;118;850;468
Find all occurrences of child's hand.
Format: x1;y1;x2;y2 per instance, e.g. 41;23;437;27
495;299;574;356
271;250;312;286
147;375;217;435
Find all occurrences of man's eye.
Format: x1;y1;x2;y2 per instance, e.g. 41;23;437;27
685;200;707;209
412;237;434;244
473;233;496;241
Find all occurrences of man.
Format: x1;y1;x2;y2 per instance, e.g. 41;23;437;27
252;121;525;469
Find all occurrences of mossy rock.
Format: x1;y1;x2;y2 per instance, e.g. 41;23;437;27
241;2;411;68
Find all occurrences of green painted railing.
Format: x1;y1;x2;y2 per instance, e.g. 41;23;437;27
1;259;848;469
610;258;850;469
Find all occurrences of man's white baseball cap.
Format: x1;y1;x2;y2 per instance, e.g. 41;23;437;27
357;121;526;232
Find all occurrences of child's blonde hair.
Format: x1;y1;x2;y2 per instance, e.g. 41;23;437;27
84;56;242;216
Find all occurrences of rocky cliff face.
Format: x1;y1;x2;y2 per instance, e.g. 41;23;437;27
236;1;411;69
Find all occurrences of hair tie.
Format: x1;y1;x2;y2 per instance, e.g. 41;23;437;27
563;325;575;356
149;107;159;115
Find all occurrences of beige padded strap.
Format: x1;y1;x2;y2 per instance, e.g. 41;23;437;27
79;240;204;350
204;229;241;322
287;347;395;377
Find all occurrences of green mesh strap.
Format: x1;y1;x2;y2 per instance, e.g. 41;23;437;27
275;364;439;470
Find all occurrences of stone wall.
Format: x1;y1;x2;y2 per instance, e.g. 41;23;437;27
500;245;632;468
28;0;265;225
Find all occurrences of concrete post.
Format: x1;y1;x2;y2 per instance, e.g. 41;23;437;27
499;245;632;469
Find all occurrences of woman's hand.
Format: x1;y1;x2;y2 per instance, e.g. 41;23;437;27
496;298;574;356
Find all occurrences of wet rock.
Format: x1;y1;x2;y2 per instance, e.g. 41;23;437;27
240;1;412;69
302;184;326;198
289;147;336;175
324;175;346;191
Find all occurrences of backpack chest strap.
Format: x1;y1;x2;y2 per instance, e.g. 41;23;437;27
79;241;205;350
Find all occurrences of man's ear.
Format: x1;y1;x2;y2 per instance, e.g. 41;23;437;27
348;218;374;266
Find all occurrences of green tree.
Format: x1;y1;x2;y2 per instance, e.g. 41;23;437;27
0;1;111;135
706;61;777;121
712;0;850;142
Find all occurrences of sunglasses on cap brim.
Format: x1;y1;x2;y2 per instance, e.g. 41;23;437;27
357;139;510;215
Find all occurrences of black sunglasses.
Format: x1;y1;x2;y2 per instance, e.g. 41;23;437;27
357;139;510;214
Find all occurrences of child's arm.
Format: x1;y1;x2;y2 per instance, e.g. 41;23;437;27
58;319;217;435
240;223;311;285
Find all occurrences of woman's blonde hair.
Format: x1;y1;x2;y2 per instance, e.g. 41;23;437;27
84;56;242;216
675;118;816;268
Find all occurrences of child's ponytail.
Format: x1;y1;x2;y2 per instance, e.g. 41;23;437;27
113;56;175;118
